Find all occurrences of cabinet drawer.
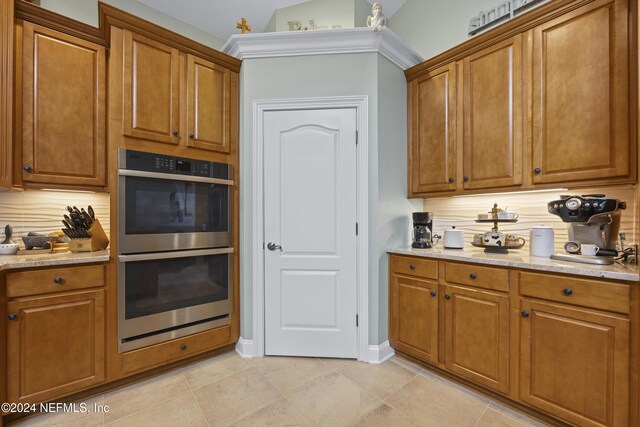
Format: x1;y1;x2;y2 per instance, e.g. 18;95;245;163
7;264;105;298
519;272;630;314
122;325;231;374
392;256;438;279
445;262;508;292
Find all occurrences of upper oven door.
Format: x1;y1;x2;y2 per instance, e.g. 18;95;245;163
118;170;232;254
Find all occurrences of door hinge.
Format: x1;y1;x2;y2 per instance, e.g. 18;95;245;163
356;222;358;235
356;314;359;327
355;130;358;145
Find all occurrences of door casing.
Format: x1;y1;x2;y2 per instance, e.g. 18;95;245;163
251;96;369;361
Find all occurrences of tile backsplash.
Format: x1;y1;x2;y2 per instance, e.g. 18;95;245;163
0;189;110;246
422;185;637;251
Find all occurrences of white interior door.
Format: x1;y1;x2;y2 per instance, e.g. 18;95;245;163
264;108;358;358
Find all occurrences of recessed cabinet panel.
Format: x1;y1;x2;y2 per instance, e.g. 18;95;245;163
123;30;180;145
187;54;230;153
21;22;105;187
409;63;456;195
463;36;522;189
531;0;629;184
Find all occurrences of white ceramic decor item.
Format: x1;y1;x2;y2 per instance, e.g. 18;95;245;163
443;226;465;249
367;2;387;32
530;224;554;257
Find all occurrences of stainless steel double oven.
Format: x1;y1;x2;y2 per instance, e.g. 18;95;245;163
117;149;233;352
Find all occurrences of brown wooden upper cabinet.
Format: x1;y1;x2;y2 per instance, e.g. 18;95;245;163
462;36;522;190
123;30;180;145
123;30;233;154
408;63;456;196
531;0;630;184
20;22;106;187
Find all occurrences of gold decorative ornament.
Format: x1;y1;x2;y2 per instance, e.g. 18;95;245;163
236;18;252;34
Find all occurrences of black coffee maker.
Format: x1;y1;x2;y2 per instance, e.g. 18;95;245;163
412;212;437;248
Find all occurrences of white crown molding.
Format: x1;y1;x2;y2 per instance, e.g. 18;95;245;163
368;341;395;364
222;27;423;70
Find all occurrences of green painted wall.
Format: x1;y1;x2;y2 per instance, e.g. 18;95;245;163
264;0;369;32
37;0;225;50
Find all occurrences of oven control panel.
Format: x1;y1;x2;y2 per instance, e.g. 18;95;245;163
122;149;232;179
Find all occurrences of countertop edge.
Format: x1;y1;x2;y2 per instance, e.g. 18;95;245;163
0;250;111;271
387;248;640;282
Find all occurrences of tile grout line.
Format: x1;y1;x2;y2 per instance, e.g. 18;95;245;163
181;371;211;427
381;375;426;425
472;401;491;427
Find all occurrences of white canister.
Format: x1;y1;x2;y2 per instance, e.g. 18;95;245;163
529;224;554;257
443;226;464;249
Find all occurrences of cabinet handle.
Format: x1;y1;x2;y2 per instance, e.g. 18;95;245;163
430;291;437;297
534;167;542;174
189;133;195;139
469;273;477;279
180;344;187;351
53;277;63;284
463;176;469;182
521;310;529;318
563;288;573;296
172;130;179;136
409;264;415;270
23;165;32;173
444;294;451;300
448;177;454;183
7;314;17;321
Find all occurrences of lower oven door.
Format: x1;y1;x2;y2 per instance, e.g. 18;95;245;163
118;247;233;352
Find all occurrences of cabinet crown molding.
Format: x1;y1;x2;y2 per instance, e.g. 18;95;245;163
222;27;423;71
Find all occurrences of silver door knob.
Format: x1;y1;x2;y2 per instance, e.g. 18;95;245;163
267;242;282;251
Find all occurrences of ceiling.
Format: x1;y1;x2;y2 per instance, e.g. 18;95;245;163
135;0;407;42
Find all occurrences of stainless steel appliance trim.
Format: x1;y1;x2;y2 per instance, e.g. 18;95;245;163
118;315;231;353
118;168;234;186
118;250;233;349
118;247;233;262
550;253;615;265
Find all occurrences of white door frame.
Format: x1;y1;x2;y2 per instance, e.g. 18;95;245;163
252;96;369;361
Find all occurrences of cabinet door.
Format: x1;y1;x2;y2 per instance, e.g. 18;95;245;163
408;63;457;195
7;290;105;403
389;275;438;364
21;22;106;187
123;30;180;145
444;284;509;394
520;299;629;426
187;54;231;153
531;0;629;184
463;36;522;190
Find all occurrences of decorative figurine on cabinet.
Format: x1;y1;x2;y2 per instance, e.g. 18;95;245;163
367;2;387;32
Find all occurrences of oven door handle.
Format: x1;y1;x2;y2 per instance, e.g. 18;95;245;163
118;169;234;186
118;247;234;262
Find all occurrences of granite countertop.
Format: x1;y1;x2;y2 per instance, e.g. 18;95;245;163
0;249;110;271
388;247;640;282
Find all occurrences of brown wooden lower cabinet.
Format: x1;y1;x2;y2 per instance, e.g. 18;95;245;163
444;284;509;394
388;254;634;427
519;299;629;427
6;289;105;403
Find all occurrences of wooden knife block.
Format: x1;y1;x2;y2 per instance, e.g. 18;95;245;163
68;219;109;252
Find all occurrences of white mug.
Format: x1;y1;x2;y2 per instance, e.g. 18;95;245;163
581;244;600;256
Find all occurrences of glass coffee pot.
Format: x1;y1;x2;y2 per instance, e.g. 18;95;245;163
411;212;439;248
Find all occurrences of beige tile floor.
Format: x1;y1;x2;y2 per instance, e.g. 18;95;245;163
10;352;548;427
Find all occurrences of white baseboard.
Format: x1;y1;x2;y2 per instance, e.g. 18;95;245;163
367;341;395;364
235;337;255;358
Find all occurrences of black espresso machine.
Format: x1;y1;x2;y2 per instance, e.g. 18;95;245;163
547;194;626;265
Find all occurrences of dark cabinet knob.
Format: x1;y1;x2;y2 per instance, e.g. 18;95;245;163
463;176;469;182
7;314;17;321
172;130;179;136
409;264;415;270
444;294;451;300
53;277;63;284
430;291;437;297
469;273;477;279
448;177;454;183
189;133;195;139
521;310;530;318
563;288;573;296
534;167;542;174
23;165;32;172
180;344;187;351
